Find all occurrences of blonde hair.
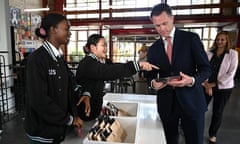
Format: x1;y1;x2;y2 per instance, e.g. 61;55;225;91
138;45;148;53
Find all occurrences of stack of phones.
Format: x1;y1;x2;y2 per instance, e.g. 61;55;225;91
102;102;130;116
87;115;126;142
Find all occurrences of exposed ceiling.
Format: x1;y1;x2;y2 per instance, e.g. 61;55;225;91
104;21;235;29
71;21;235;31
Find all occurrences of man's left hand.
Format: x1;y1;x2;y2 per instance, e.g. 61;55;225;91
167;72;193;87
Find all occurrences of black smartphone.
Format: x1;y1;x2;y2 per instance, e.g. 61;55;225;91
156;75;181;83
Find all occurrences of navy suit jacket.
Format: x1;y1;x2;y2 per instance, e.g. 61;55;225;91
147;29;211;119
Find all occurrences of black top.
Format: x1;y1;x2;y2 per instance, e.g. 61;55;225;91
208;50;226;88
76;54;139;121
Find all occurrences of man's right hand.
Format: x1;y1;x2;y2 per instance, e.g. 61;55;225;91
152;79;167;90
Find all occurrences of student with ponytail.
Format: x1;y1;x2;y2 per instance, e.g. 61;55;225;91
76;34;159;121
24;13;90;144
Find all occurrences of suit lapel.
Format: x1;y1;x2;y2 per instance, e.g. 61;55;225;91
172;29;181;65
159;38;171;65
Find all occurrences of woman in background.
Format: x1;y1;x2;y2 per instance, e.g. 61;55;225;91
76;34;158;121
203;31;238;144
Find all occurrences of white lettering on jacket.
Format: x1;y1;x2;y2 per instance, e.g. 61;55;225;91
48;69;56;75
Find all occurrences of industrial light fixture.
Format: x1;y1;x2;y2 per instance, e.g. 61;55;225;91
24;7;49;12
183;24;207;28
63;7;81;11
123;25;143;29
108;5;133;9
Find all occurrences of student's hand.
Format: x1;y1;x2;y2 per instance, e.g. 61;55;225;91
167;72;192;87
152;79;167;90
76;96;91;117
139;61;159;71
73;117;83;128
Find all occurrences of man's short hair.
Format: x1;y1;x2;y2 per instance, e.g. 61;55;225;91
150;3;172;18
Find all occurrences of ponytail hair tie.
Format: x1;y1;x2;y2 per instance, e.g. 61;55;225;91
40;27;46;36
83;45;90;54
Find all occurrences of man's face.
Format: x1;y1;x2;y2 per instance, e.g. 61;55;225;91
151;11;174;38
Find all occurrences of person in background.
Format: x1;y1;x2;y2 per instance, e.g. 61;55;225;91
15;52;30;113
138;44;148;79
234;47;240;80
147;3;211;144
203;31;238;144
76;34;158;121
24;13;90;144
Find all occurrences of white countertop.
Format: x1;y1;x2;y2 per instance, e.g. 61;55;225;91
103;93;156;104
63;93;166;144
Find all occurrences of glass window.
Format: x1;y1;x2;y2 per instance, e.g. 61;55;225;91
191;28;202;39
210;28;218;40
212;8;220;13
173;9;191;15
112;41;135;63
202;40;209;50
88;30;99;36
77;41;86;56
168;0;191;6
203;28;210;39
66;0;99;10
66;0;221;19
102;0;109;9
102;13;109;18
78;31;87;41
111;0;159;8
65;0;223;62
68;31;77;55
70;30;77;42
112;11;150;17
68;41;77;54
168;0;220;5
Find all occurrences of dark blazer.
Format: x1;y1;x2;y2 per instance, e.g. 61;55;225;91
147;29;211;119
76;55;138;121
24;46;75;141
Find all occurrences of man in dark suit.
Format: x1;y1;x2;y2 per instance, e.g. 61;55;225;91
147;3;211;144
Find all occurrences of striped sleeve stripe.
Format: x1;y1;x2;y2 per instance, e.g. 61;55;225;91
26;134;54;143
133;61;140;72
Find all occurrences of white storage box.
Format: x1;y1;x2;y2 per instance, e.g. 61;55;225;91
102;101;139;117
83;117;138;144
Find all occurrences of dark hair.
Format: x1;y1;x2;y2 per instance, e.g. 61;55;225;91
84;34;104;54
150;3;172;18
35;13;67;39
